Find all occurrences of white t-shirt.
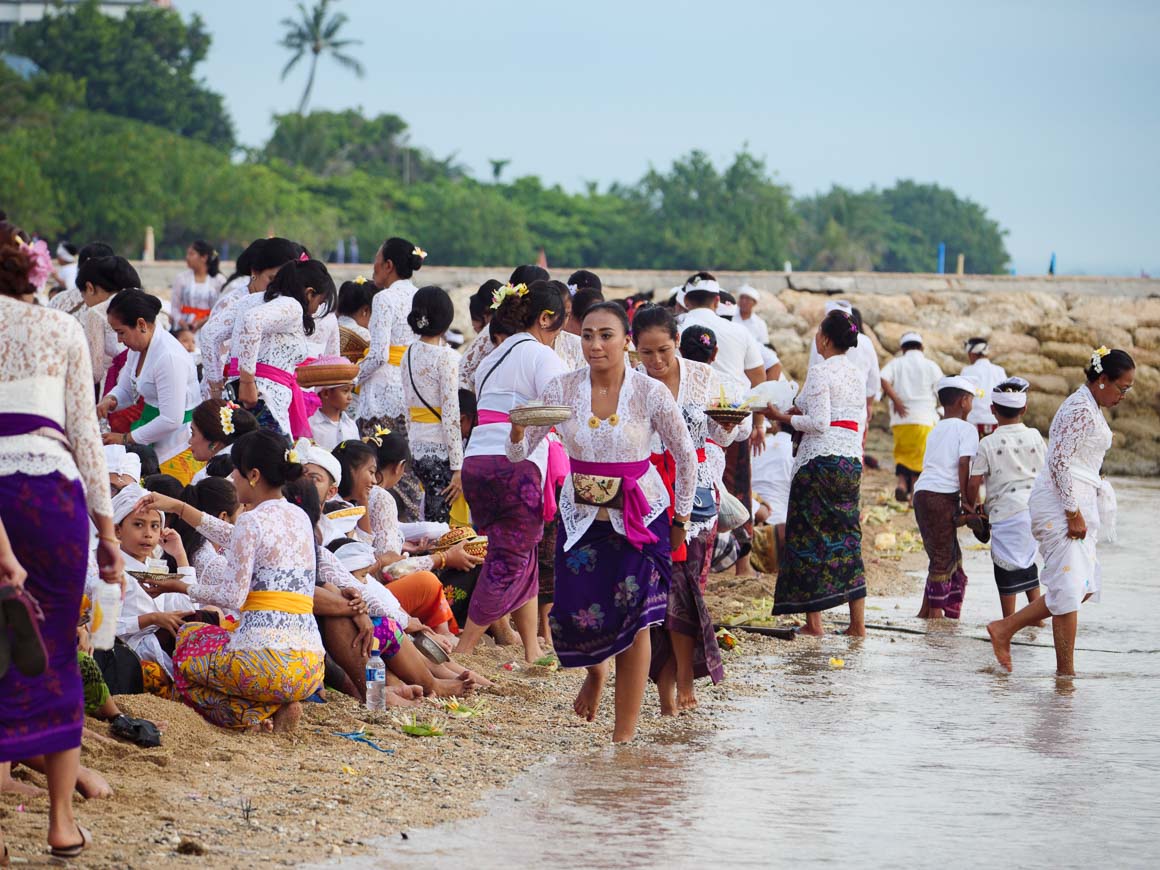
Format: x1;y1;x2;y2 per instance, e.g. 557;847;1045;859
739;313;769;345
310;409;360;452
961;358;1008;427
679;307;763;388
751;431;794;525
969;423;1046;521
809;332;881;399
880;350;943;427
914;418;979;494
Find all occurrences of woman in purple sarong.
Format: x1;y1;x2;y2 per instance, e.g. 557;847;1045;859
508;302;697;743
456;279;568;663
0;219;124;862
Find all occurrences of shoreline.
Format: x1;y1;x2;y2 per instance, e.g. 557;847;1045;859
0;464;925;868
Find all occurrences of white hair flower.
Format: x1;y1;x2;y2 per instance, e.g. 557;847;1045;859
412;246;428;260
489;282;529;310
285;448;300;465
1091;346;1110;373
219;405;235;436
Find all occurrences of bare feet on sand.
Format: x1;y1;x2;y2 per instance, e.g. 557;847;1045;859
271;701;303;733
431;677;472;698
76;766;113;800
386;685;424;707
573;666;608;722
1;764;44;798
676;684;698;713
987;621;1013;672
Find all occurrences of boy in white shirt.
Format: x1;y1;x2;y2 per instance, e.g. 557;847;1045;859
880;332;943;503
964;378;1046;617
913;376;980;620
309;380;360;451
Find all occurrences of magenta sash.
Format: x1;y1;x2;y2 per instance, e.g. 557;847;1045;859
570;458;657;550
477;409;570;522
226;358;315;439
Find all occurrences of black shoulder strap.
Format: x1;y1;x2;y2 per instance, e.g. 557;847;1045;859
473;337;536;426
406;345;442;422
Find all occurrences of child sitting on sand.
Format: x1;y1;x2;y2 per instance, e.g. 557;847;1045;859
964;377;1046;617
913;376;980;620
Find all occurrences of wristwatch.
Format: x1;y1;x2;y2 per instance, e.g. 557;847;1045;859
672;518;686;528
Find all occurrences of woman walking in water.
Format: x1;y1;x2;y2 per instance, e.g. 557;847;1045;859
987;348;1134;675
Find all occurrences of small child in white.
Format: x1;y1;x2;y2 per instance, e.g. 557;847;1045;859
913;376;980;620
965;377;1046;617
309;380;360;451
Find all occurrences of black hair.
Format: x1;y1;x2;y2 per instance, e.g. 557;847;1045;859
901;340;924;352
231;429;302;486
192;399;258;446
332;440;378;499
283;477;322;530
379;237;424;279
1084;349;1135;383
938;387;972;408
493;279;567;334
77;242;114;266
680;325;717;363
631;303;678;343
249;237;307;274
142;473;184;530
993;403;1024;422
490;319;513;344
850;306;865;334
581;300;630;335
76;255;140;295
966;335;987;349
470;279;502;324
205;453;236;479
107;289;163;326
685;271;716;285
189;240;220;277
125;443;160;479
407;285;454;337
224;238;261;285
819;310;859;351
567;269;602;293
174;477;238;559
337;279;375;317
58;241;78;257
571;286;605;323
364;429;410;469
458;388;477;418
509;264;549;285
683;290;718;309
265;259;336;336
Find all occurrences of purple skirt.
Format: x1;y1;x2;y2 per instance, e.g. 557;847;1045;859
650;526;724;684
0;473;90;762
462;455;543;625
550;514;671;669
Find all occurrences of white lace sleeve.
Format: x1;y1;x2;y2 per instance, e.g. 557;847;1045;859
197;513;234;549
368;486;434;571
649;381;698;516
317;548;409;622
458;328;494;389
83;308;107;386
236;297;300;375
64;320;114;519
1047;400;1094;513
191;542;226;579
360;291;392;381
186;510;256;609
791;365;832;434
439;348;464;470
505;375;563;463
199;307;233;386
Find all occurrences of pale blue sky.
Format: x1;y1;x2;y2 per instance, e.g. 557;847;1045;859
179;0;1159;275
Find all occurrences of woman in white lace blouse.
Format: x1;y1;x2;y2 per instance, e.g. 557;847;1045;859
402;286;464;523
763;310;869;637
77;255;141;393
509;302;697;744
169;241;225;332
988;348;1135;676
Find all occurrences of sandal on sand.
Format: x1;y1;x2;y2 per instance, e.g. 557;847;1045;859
0;586;47;677
49;824;91;860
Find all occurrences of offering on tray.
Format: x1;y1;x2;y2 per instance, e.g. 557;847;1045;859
746;379;799;412
704;386;754;425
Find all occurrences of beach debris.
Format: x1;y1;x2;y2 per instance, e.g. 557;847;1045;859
391;713;446;737
873;532;897;551
532;654;559;670
715;628;739;650
829;657;845;669
500;660;521;672
340;765;360;776
431;697;489;719
176;838;207;856
240;798;254;822
333;727;395;753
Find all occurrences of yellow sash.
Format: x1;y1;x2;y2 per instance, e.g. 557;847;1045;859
409;406;443;424
388;345;406;366
241;591;314;615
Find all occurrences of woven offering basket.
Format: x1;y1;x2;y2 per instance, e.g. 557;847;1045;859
463;537;488;558
296;362;360;389
704;407;751;426
432;527;475;551
508;404;573;427
339;327;369;364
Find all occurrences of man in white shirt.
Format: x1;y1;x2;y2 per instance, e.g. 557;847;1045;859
879;331;943;502
737;285;770;345
960;337;1008;437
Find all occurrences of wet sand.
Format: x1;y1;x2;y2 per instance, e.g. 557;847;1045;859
0;458;925;868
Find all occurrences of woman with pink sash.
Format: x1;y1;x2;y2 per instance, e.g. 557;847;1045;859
456;279;568;664
234;259;335;440
508;302;696;743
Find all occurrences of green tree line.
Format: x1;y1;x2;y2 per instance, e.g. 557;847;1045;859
2;1;1009;272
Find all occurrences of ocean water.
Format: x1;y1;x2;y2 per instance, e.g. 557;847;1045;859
352;479;1160;869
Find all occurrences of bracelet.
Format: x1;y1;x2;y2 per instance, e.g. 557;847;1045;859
97;535;118;544
435;552;446;570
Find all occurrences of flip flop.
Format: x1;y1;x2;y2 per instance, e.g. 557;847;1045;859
48;824;91;860
0;587;47;677
109;714;162;748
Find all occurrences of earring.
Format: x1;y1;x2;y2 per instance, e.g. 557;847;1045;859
1098;384;1105;390
249;478;257;488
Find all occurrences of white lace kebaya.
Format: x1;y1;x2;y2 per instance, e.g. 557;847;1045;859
235;296;309;436
790;353;867;474
1040;386;1112;512
358;278;419;421
402;341;464;469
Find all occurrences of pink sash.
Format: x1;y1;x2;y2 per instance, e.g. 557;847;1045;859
570;458;656;550
226;358;317;439
477;409;570;522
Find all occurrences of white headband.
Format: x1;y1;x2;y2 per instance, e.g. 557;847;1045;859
56;243;76;264
965;339;989;355
937;375;983;397
334;540;376;573
991;389;1027;409
738;285;760;302
111;484;157;526
825;299;853;315
104;444;141;481
297;438;342;487
901;331;923;346
717;301;738;318
684;277;722;295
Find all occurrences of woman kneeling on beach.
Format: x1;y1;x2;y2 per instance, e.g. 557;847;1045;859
508;302;697;742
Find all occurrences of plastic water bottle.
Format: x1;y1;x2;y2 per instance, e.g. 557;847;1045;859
90;582;122;651
365;640;386;711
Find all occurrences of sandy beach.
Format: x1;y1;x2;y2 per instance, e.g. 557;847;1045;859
0;443;928;869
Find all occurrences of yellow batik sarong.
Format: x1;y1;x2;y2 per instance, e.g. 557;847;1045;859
892;424;933;474
160;448;206;486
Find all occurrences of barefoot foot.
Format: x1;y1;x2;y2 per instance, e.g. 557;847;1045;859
75;765;113;800
271;701;302;733
987;621;1013;672
676;684;698;713
573;666;608;722
385;686;423;707
430;677;470;698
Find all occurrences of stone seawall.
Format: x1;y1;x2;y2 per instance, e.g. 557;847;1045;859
133;263;1160;475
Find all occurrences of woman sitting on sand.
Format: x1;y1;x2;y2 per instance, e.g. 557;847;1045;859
136;429;324;732
988;348;1135;676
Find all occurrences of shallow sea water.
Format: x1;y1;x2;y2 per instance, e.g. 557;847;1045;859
350;479;1160;869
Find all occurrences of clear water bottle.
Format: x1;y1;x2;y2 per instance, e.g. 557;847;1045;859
365;640;386;711
91;581;122;651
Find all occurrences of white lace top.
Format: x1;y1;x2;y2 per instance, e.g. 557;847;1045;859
508;367;697;551
236;296;309;436
458;325;495;389
170;269;226;330
186;499;323;654
402;341;463;469
0;298;113;518
83;298;120;387
640;357;747;539
48;286;86;320
305;311;341;360
790;353;867;474
199;288;260;388
337;315;370;343
359;485;435;572
554;331;585;371
1037;386;1112;512
358;278;419;420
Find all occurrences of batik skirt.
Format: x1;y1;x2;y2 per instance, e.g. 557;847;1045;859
538;518;558;605
913;489;968;619
550;514;671;669
461;455;544;626
357;413;424;522
650;525;724;684
0;473;89;762
773;455;867;615
413;453;453;524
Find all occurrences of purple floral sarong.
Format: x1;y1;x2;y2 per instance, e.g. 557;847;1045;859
650;525;724;683
550;514;671;669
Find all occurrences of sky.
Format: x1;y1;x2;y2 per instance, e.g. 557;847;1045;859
178;0;1159;276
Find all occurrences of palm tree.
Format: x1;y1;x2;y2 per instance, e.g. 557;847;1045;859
279;0;365;115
